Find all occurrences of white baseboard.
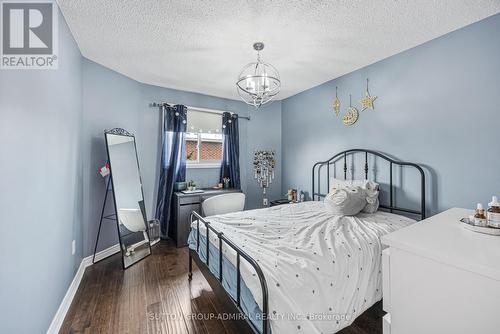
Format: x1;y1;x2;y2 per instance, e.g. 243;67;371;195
87;243;121;264
47;243;121;334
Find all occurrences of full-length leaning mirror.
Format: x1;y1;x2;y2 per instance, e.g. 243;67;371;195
105;128;151;268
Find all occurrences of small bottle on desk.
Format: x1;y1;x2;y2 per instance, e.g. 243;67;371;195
474;203;487;227
487;196;500;228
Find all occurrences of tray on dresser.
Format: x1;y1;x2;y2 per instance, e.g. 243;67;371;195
460;218;500;236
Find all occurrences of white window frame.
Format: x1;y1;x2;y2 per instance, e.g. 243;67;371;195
186;133;223;169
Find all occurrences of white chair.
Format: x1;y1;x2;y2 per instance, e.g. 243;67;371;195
202;192;246;217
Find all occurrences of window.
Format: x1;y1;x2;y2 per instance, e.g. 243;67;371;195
186;110;223;168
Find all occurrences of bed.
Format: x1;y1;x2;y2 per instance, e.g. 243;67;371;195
187;149;426;334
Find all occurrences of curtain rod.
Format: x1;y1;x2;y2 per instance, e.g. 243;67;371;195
149;102;251;121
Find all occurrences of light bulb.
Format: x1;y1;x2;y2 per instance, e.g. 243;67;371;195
246;78;256;92
264;75;269;91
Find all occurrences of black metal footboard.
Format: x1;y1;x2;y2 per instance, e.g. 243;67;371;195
188;211;270;334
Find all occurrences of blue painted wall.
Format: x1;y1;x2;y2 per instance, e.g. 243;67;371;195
0;5;83;333
5;6;495;333
244;101;282;208
82;59;281;256
82;59;142;257
281;14;500;216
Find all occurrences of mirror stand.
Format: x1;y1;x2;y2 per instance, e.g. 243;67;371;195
92;128;156;269
92;176;117;265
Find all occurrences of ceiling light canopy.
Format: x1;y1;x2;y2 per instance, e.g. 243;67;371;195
236;42;281;108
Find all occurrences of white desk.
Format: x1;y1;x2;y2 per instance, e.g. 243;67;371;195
381;208;500;334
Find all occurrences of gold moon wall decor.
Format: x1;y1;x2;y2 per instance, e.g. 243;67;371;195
342;94;359;126
335;79;378;126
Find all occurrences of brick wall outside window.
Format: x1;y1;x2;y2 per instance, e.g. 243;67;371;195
186;139;222;161
186;140;198;161
200;141;222;161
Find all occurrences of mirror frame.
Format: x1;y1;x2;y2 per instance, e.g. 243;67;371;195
104;128;151;269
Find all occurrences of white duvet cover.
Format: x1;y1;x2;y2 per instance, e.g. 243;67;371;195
191;201;415;334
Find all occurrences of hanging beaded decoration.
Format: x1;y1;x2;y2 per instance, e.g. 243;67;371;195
333;86;341;116
253;150;276;206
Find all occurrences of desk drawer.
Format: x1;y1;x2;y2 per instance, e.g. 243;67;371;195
176;203;201;247
178;195;201;205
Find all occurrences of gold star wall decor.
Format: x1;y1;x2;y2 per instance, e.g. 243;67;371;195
343;94;359;126
360;78;377;111
333;86;341;116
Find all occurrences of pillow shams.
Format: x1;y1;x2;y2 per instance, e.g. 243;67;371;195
361;180;379;213
329;178;380;213
363;194;379;214
324;186;366;216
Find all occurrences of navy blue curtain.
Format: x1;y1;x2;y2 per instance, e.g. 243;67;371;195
155;104;187;238
220;112;240;188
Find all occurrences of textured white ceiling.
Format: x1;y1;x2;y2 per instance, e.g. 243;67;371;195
57;0;500;100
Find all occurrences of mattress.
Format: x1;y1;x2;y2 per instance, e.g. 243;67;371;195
188;201;415;334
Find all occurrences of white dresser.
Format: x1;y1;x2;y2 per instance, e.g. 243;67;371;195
381;208;500;334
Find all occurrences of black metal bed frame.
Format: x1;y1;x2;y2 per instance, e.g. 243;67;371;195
188;211;269;334
312;149;426;220
188;149;426;334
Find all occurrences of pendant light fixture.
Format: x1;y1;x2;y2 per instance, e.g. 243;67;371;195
236;42;281;108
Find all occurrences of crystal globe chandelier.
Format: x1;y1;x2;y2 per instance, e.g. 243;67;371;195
236;42;281;108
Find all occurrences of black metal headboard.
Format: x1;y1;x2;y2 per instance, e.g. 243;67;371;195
312;149;426;220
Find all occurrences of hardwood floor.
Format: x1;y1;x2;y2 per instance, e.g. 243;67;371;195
61;241;383;334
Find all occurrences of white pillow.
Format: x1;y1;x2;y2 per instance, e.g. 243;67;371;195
363;194;379;214
329;178;380;213
324;186;367;216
